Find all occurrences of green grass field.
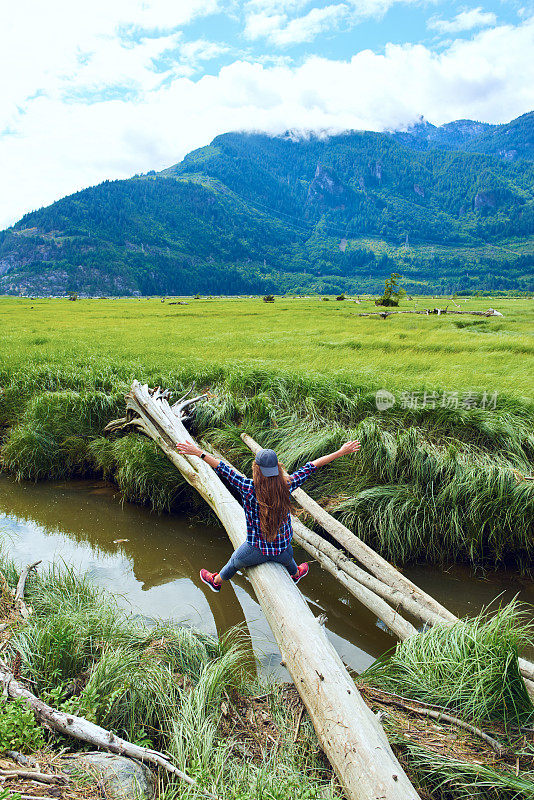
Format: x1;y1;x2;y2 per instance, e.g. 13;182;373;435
1;295;533;398
1;295;533;571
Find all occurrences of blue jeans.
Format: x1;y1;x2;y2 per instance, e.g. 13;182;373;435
219;541;298;581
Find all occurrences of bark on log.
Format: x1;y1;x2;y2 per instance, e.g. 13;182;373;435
241;433;455;625
206;445;419;640
117;381;420;800
292;518;443;628
0;660;217;800
240;433;534;695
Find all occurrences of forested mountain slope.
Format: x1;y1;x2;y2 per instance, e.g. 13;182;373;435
1;112;533;296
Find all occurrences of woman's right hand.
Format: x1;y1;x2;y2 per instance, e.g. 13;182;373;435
338;440;361;456
176;441;202;457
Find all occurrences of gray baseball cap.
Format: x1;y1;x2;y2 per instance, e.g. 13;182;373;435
255;448;279;477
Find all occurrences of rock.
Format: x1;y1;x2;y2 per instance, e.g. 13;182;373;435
63;752;156;800
307;163;352;207
474;189;498;210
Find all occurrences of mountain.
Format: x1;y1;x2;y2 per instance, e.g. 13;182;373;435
391;112;534;161
1;112;533;296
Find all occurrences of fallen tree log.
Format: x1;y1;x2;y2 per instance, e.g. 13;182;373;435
291;518;443;628
0;660;217;800
292;522;417;639
206;445;418;640
241;433;455;625
109;381;420;800
240;433;534;697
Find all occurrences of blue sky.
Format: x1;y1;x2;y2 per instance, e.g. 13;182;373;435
0;0;533;228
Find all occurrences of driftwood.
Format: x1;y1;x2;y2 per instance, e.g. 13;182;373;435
110;382;420;800
358;308;503;318
0;660;218;800
0;769;69;785
363;690;507;756
241;433;455;625
292;521;417;639
241;433;534;697
292;517;444;628
14;561;41;621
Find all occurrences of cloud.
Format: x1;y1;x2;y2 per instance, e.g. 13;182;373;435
0;1;219;129
244;0;425;47
429;7;498;34
1;15;534;228
245;4;347;45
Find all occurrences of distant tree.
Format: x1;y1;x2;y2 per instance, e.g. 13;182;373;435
377;273;406;306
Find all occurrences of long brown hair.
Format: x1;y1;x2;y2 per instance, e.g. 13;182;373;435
252;462;291;542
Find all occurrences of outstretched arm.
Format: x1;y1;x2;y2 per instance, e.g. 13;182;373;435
311;440;361;469
176;441;254;495
176;441;220;469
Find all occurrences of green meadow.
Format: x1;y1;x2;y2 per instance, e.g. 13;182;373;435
1;295;533;571
1;295;533;397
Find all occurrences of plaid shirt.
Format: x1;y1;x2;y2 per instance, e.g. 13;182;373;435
215;460;317;555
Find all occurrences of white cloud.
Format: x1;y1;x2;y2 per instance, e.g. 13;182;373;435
245;4;347;45
1;15;534;228
0;1;219;129
244;0;425;47
429;7;498;34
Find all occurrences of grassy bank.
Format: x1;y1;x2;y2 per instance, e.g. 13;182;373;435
0;296;533;571
1;551;533;799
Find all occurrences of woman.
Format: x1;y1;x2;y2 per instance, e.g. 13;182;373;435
176;439;361;591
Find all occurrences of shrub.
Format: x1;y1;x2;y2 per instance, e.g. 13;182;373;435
263;294;275;302
0;697;46;753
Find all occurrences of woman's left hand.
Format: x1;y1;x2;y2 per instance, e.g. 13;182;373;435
176;441;202;457
338;440;361;456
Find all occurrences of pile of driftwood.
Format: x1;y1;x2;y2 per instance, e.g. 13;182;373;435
359;307;504;319
239;433;534;699
105;382;421;800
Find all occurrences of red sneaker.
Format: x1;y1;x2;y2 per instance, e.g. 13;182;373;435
292;563;309;584
200;569;221;592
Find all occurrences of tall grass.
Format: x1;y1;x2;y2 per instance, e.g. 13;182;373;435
0;549;342;799
1;365;533;568
363;602;534;725
1;297;533;570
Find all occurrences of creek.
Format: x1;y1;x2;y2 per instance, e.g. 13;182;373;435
1;475;533;678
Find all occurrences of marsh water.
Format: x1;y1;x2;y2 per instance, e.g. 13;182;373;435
1;475;533;678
